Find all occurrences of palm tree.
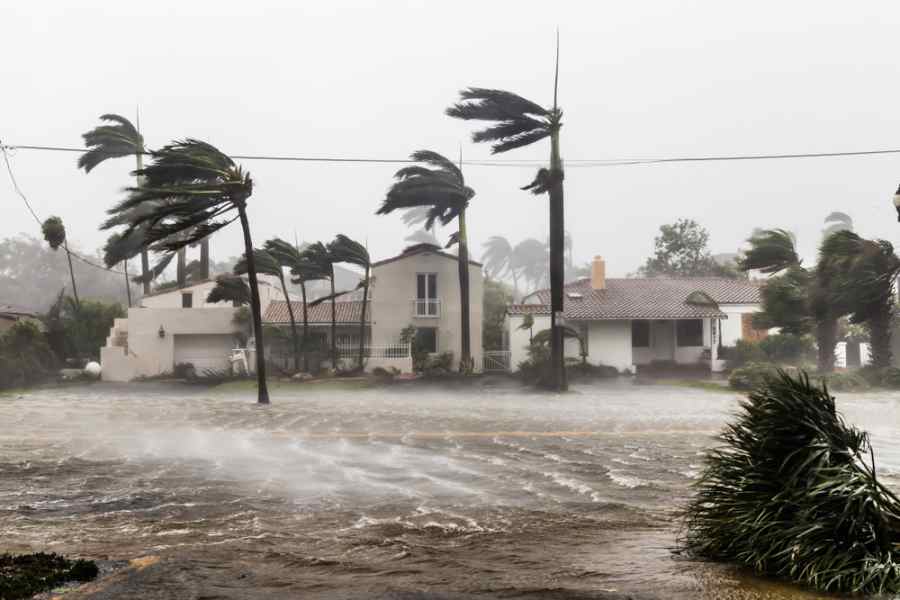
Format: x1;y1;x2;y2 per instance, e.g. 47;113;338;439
302;241;338;370
101;139;270;404
103;232;134;307
739;229;841;372
41;216;79;309
447;38;566;389
518;313;535;344
514;238;550;294
329;234;371;371
207;273;251;306
821;231;900;368
482;236;518;296
377;150;476;372
81;114;211;291
235;248;301;373
264;238;326;373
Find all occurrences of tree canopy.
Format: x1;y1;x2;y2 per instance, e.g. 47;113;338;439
638;219;741;278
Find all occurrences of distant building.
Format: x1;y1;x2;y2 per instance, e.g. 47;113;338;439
0;304;41;335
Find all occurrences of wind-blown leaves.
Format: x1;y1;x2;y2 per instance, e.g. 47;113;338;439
78;114;144;173
206;274;250;306
481;236;514;279
446;88;556;155
739;229;800;274
683;371;900;594
41;217;66;250
234;248;282;279
329;234;370;270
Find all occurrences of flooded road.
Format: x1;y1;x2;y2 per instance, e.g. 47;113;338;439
3;379;900;599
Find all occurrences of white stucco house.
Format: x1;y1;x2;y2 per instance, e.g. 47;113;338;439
101;244;483;380
504;256;763;373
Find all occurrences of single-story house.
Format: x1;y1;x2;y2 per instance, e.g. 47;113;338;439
0;304;41;335
504;256;763;373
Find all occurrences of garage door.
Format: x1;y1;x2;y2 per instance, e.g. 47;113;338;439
173;334;234;372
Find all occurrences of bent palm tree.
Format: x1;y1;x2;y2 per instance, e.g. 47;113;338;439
377;150;476;372
482;236;518;297
329;234;371;371
302;242;338;370
101;139;270;404
42;216;79;309
207;273;251;306
236;248;300;373
447;40;566;388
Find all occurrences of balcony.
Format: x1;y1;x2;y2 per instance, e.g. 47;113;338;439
412;298;441;318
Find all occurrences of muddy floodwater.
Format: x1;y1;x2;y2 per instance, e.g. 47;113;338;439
4;380;900;599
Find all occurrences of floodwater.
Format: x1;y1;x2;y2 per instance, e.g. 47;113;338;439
3;380;900;599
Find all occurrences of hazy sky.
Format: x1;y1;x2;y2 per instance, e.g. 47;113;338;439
4;0;900;277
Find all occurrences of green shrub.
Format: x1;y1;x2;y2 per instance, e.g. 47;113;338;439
720;339;767;369
758;333;815;364
858;365;900;389
684;371;900;595
817;371;870;392
728;362;778;390
0;553;98;599
517;342;551;386
568;362;618;379
173;362;196;379
424;352;454;375
0;321;56;390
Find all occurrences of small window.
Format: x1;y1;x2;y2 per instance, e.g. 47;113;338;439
415;327;437;353
631;320;650;348
181;292;193;308
676;319;703;347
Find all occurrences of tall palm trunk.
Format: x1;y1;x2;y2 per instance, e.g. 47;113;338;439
200;238;210;280
237;206;269;404
300;281;310;373
868;305;893;368
816;317;837;373
457;209;472;372
63;240;80;309
278;274;300;372
358;265;370;371
548;127;567;391
176;248;186;287
135;143;151;295
330;272;337;370
123;260;132;307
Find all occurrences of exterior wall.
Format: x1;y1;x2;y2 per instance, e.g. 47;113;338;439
718;303;761;346
370;253;483;371
101;306;239;382
141;275;288;313
506;314;550;371
582;320;633;372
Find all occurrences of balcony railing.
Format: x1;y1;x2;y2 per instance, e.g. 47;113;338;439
412;298;441;318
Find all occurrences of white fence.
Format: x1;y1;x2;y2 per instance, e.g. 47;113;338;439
335;343;410;359
483;350;512;372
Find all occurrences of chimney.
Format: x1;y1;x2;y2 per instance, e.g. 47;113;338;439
591;256;606;290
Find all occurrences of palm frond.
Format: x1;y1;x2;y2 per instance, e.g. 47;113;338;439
445;231;460;249
206;274;250;305
79;113;144;173
481;236;514;278
329;234;370;269
446;88;549;121
521;167;563;195
739;229;800;274
234;248;282;279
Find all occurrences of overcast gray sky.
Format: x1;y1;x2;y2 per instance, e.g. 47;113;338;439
4;0;900;277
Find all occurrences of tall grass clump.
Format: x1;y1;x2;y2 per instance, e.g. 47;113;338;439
683;370;900;594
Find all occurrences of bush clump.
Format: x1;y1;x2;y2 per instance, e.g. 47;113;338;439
0;552;98;599
816;371;870;392
683;370;900;595
728;362;779;390
858;365;900;389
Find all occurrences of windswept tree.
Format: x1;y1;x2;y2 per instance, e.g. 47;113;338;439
42;216;79;309
236;248;300;372
447;41;566;388
100;139;270;404
329;234;372;371
821;231;900;368
207;273;251;306
377;150;476;372
302;241;338;370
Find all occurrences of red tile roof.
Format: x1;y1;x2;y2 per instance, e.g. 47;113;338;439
507;304;552;316
264;300;370;324
515;278;761;320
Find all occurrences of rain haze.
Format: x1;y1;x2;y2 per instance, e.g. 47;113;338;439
4;0;900;276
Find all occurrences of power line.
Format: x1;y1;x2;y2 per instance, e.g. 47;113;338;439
5;142;900;167
0;143;127;276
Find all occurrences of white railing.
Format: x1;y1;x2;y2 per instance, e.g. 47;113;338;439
412;298;441;317
483;350;512;372
335;343;410;359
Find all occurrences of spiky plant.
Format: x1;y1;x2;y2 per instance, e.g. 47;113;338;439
101;139;269;404
41;216;79;308
235;248;300;372
683;370;900;594
329;234;371;371
377;150;475;372
447;38;566;388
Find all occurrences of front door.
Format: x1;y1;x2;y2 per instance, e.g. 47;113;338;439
652;320;675;361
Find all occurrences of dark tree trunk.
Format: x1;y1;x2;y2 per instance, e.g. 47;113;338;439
63;240;80;309
457;209;472;373
301;281;310;373
548;129;567;391
330;272;337;370
816;317;837;373
279;274;300;373
868;305;893;368
358;266;369;371
136;151;151;295
177;248;186;288
123;260;132;308
200;239;210;280
237;206;269;404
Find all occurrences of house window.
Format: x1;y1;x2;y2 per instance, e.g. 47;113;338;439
676;319;703;347
632;320;650;348
415;273;438;316
415;327;437;353
181;292;193;308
